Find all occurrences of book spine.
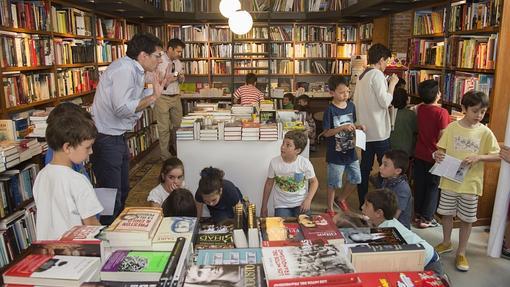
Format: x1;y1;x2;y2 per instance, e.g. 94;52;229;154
158;237;185;287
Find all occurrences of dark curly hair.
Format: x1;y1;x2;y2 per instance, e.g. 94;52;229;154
197;167;225;195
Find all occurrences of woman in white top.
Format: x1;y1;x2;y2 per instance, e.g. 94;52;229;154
147;157;185;207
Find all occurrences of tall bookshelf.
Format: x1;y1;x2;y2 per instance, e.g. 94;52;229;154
407;0;505;225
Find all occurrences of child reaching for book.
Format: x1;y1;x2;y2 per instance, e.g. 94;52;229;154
358;188;444;277
433;91;500;272
33;104;103;240
195;167;244;223
260;130;319;217
161;188;197;217
147;157;185;207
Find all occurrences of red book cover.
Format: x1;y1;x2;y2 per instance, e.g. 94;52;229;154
300;213;344;244
358;271;446;287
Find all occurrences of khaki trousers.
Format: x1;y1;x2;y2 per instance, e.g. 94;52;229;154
154;94;182;160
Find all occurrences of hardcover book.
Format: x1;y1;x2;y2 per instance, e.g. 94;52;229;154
3;254;100;287
105;207;163;244
260;217;304;246
183;264;265;287
299;213;344;245
340;227;407;245
195;221;235;250
262;242;357;287
100;250;170;282
152;217;197;251
196;248;262;265
349;243;426;273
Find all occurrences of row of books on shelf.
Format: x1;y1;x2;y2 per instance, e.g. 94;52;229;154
413;8;446;36
53;39;95;65
162;0;193;12
131;108;155;133
0;207;446;286
0;161;38;218
176;0;359;13
294;25;335;41
0;32;54;68
0;202;36;268
96;42;126;64
233;43;267;54
0;0;50;31
449;0;502;32
126;125;159;160
409;39;445;67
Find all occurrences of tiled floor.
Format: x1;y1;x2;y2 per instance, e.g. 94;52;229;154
126;142;510;286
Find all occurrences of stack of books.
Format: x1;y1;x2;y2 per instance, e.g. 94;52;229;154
0;143;19;170
176;118;195;141
224;123;242;141
28;113;49;138
242;126;260;141
260;124;279;141
199;128;218;141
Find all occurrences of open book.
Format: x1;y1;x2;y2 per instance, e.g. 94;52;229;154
429;154;469;183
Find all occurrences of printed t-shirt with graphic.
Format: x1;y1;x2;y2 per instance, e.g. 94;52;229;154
323;102;357;165
268;155;316;208
437;121;499;196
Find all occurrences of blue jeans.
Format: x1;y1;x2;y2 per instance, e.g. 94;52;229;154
358;139;390;207
274;206;311;217
91;133;130;225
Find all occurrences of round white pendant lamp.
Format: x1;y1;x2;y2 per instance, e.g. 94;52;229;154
219;0;241;18
228;10;253;35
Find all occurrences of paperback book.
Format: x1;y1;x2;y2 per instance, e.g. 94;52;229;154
196;248;262;265
195;221;234;250
183;264;265;287
100;250;170;282
340;227;407;245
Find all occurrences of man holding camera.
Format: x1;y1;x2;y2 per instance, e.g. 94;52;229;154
151;38;186;160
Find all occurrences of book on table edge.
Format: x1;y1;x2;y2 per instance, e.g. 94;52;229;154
183;264;265;287
2;254;100;287
349;243;426;273
196;248;262;265
152;217;196;251
100;250;171;282
340;226;407;245
299;213;345;245
105;207;163;241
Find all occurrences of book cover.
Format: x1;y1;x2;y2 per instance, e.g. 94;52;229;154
299;213;344;245
105;207;163;241
59;225;105;242
340;227;407;245
196;248;262;265
358;271;447;287
152;217;196;250
100;250;170;282
262;243;356;287
3;254;100;286
183;264;265;287
260;217;304;246
349;243;426;273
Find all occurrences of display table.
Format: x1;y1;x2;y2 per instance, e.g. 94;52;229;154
178;140;309;216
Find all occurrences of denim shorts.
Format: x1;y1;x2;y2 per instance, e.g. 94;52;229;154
327;161;362;188
274;206;311;217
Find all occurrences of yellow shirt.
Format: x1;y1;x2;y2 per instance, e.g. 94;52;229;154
437;121;499;196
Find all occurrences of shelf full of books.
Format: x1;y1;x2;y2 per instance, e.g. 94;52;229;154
407;0;502;107
0;0;134;115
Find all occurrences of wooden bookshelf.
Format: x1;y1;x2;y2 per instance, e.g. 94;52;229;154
407;0;507;225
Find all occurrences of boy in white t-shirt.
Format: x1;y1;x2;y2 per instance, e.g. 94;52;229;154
33;104;103;240
260;130;318;217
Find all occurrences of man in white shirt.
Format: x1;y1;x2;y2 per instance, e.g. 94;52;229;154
151;38;186;160
353;43;399;208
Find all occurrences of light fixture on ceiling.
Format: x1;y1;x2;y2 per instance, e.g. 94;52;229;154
219;0;241;18
228;10;253;35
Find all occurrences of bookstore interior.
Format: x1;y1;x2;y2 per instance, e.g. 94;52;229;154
0;0;509;286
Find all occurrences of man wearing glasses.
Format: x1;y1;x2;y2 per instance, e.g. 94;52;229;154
91;33;165;224
148;38;186;160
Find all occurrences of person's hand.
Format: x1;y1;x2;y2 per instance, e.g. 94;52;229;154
340;124;356;132
500;145;510;163
300;198;312;213
260;206;268;218
357;125;366;131
152;73;163;99
433;150;446;163
389;73;399;87
462;154;480;166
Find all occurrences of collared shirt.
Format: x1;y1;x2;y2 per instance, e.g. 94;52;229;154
147;53;184;95
92;56;145;135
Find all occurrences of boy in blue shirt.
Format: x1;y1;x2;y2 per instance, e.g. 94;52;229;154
323;75;364;215
376;149;413;229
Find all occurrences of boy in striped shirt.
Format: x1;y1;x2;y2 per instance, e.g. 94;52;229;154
233;73;264;106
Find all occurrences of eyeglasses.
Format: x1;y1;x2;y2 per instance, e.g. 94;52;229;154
150;52;164;59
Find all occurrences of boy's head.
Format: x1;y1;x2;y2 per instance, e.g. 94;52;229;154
418;79;440;104
327;75;350;102
283;93;294;105
47;102;92;124
367;43;392;70
281;131;307;159
46;112;97;164
362;189;398;224
461;91;489;124
391;88;409;109
296;94;310;107
379;149;409;178
246;73;257;85
162;188;197;217
198;167;225;207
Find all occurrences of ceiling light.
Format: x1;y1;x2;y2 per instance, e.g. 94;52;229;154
228;10;253;35
219;0;241;18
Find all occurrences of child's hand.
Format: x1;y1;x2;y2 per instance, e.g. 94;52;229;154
300;198;312;213
260;206;268;218
433;150;446;163
462;154;480;166
500;145;510;163
339;124;356;132
357;125;366;131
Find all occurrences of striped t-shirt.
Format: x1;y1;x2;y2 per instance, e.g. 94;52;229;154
233;84;264;106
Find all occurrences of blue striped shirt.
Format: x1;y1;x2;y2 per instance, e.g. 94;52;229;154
92;56;145;135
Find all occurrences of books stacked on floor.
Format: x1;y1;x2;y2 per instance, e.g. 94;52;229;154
199;127;218;141
224;122;242;141
259;124;279;141
0;202;37;268
242;122;260;141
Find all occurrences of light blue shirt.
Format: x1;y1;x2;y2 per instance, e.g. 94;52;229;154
92;56;145;135
379;218;434;266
